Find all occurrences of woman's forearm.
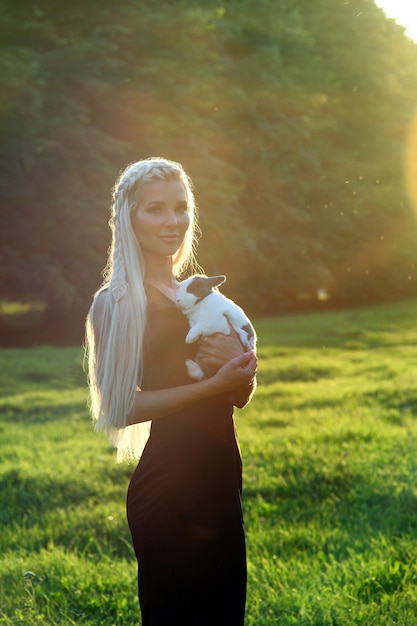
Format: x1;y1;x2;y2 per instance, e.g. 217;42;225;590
127;351;257;425
127;377;218;425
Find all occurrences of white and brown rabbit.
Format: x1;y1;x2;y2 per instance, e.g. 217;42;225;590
175;274;256;380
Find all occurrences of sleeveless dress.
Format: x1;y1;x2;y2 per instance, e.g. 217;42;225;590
126;285;246;626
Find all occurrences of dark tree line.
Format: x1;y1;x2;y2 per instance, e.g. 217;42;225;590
1;0;417;344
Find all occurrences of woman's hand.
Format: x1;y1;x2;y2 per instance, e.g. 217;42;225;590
196;327;245;372
194;327;257;406
212;350;258;394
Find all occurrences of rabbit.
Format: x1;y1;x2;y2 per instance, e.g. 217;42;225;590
175;274;256;380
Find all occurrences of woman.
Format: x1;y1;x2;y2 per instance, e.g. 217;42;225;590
85;157;257;625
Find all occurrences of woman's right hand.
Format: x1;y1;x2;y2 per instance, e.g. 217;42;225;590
212;350;257;393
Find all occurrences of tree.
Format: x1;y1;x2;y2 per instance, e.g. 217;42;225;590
1;0;417;344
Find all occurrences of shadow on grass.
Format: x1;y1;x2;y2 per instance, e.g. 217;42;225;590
362;387;417;415
244;462;417;555
258;364;337;386
257;418;291;429
0;466;135;558
0;400;88;423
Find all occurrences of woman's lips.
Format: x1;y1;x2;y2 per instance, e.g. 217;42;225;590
160;234;179;241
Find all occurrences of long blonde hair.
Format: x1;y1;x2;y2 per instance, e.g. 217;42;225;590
85;157;200;462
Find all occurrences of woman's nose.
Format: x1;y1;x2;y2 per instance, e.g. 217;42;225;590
165;210;178;225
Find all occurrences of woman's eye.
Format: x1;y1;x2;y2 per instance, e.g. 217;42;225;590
176;205;188;213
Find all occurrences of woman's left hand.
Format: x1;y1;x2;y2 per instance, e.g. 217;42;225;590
196;327;246;371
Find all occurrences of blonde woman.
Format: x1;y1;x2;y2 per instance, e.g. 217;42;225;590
85;157;257;625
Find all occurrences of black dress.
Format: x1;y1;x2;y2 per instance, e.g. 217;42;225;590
126;285;246;626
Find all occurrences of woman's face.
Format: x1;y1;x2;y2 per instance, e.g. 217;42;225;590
131;179;191;259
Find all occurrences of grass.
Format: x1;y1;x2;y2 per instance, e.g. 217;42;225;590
1;299;417;624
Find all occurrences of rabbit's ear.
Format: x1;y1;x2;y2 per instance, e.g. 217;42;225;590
206;275;226;289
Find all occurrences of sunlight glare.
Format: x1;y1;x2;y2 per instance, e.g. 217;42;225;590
405;110;417;216
374;1;417;42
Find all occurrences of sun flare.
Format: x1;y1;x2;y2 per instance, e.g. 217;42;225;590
405;110;417;216
374;1;417;42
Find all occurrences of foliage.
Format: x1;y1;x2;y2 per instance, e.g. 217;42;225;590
2;299;417;623
1;0;417;342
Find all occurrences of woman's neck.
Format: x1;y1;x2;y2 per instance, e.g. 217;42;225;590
143;255;178;290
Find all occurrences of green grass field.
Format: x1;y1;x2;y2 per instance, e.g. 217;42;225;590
1;299;417;625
